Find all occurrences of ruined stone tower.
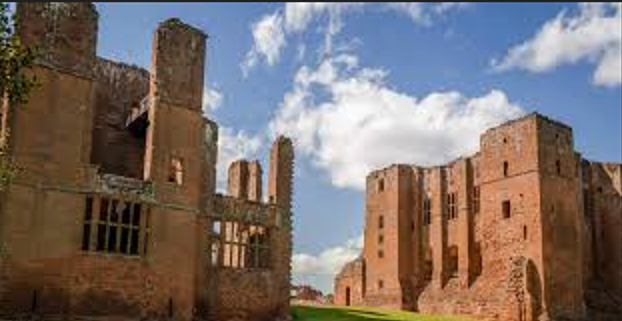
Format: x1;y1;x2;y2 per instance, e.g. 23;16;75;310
268;136;294;211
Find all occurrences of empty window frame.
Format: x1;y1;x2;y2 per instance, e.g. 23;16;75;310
169;157;184;185
82;196;149;256
218;220;271;269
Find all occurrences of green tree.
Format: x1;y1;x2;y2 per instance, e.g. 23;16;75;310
0;2;38;190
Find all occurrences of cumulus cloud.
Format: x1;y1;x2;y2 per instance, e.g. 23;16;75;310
269;53;525;190
293;235;363;293
242;12;286;76
242;3;471;74
492;2;622;87
202;85;223;115
216;127;262;191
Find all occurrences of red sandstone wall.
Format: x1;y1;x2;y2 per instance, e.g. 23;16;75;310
209;270;285;321
364;165;413;309
334;258;365;306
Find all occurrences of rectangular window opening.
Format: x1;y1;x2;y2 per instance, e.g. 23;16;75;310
502;200;511;219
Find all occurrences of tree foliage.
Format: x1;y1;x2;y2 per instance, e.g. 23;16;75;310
0;2;38;190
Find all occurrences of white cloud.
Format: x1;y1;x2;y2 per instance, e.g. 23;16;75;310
242;3;471;74
387;2;473;26
241;12;286;76
293;235;363;293
492;2;622;87
270;53;525;190
216;127;262;191
202;85;223;115
284;3;357;34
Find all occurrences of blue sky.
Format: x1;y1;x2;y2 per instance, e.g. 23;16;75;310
93;3;622;293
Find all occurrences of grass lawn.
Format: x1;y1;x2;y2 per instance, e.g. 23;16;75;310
291;305;479;321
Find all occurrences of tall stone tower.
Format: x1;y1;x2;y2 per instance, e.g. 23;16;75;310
478;115;585;320
140;18;208;320
267;136;294;317
247;160;262;202
268;136;294;211
363;165;415;309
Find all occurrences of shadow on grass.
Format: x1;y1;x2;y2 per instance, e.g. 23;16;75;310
291;305;403;321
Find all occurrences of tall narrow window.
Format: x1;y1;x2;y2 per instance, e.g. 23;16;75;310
447;193;457;220
82;197;93;251
503;161;509;177
424;248;433;281
169;157;184;185
378;250;384;259
378;179;385;192
556;159;561;175
473;186;480;214
448;246;458;278
473;243;482;278
378;234;384;245
378;280;384;290
423;198;431;225
502;200;511;219
378;215;384;229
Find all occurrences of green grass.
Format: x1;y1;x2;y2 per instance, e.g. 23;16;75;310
291;305;479;321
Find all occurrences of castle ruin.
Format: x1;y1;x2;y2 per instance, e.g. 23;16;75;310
335;113;622;321
0;3;293;321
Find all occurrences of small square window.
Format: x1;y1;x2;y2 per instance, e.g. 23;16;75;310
378;250;384;259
